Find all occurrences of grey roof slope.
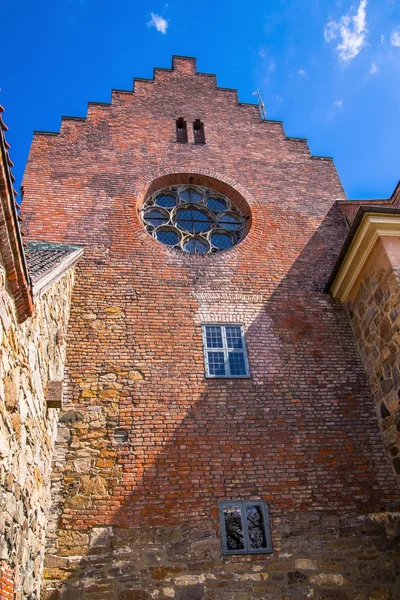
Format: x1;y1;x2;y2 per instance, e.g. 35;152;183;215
26;241;84;287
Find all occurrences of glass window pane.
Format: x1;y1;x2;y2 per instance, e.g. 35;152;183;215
156;229;179;246
205;326;223;348
223;505;244;551
143;209;169;226
207;197;227;212
225;326;243;349
180;187;203;203
218;214;242;231
176;208;212;234
207;351;226;376
228;352;247;376
211;233;233;250
246;505;267;549
194;238;209;253
155;194;177;208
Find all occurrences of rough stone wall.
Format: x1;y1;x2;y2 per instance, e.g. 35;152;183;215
42;511;400;600
346;238;400;487
20;57;400;598
0;259;75;599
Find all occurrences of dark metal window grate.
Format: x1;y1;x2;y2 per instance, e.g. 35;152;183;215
219;500;273;555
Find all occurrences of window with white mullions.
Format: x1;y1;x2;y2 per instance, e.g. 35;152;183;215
219;500;273;555
202;324;250;378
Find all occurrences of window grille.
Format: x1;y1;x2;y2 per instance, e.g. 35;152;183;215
193;119;206;144
202;324;250;378
141;185;246;254
176;117;188;143
219;500;273;555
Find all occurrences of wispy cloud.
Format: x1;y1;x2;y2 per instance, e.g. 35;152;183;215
147;13;168;34
333;100;343;107
391;27;400;47
324;0;368;62
298;68;307;76
369;61;378;74
258;48;275;74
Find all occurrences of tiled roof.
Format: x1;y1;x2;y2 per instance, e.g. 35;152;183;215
26;241;83;282
0;105;34;321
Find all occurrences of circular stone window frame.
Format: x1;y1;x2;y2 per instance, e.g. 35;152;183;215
128;169;264;259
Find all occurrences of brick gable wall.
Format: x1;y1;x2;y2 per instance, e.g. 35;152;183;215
21;57;400;599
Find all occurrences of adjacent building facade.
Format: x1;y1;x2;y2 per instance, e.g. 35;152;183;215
1;57;400;599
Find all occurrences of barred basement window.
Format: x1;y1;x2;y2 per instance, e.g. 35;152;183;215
202;324;250;378
219;500;273;555
193;119;205;144
176;117;188;143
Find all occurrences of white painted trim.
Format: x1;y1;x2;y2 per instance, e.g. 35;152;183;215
32;248;84;300
331;214;400;302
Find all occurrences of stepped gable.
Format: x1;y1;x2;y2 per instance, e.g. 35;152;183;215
31;55;331;159
22;55;345;245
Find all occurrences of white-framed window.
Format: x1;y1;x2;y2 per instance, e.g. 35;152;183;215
202;324;250;378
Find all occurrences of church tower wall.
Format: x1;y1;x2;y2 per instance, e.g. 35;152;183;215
22;57;400;600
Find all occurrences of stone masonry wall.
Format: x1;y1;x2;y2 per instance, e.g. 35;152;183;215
42;511;400;600
0;259;75;600
346;238;400;487
21;57;400;598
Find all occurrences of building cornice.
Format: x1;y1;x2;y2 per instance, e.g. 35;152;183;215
328;209;400;302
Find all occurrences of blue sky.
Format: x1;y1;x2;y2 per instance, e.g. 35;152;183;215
2;0;400;199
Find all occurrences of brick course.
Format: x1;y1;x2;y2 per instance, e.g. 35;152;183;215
21;56;400;598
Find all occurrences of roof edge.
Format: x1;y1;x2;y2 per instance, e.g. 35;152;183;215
326;207;400;298
32;246;84;300
0;120;34;321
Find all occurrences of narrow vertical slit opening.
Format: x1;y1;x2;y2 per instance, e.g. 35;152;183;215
176;117;188;143
193;119;206;144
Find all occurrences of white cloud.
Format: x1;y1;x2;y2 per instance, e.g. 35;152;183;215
298;68;307;76
147;13;168;34
369;61;378;74
333;100;343;107
324;0;368;62
391;27;400;47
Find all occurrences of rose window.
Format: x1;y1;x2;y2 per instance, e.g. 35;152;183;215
141;185;246;254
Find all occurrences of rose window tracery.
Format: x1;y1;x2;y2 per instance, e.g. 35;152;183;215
141;185;246;254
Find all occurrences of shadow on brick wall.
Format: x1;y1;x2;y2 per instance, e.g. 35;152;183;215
42;204;400;600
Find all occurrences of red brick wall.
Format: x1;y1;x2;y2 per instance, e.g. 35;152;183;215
21;57;399;590
0;564;14;600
